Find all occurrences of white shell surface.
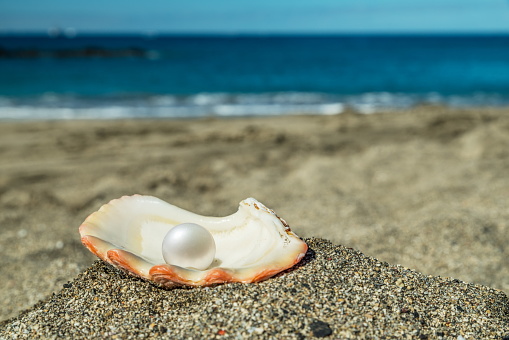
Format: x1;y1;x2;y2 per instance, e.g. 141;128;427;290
79;195;308;286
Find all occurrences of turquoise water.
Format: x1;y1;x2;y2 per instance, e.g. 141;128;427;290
1;34;508;119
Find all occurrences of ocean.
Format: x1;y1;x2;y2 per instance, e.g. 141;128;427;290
1;34;508;120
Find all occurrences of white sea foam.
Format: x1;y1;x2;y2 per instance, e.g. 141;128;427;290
0;92;507;120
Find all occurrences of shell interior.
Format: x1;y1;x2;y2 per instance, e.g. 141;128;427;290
79;195;308;286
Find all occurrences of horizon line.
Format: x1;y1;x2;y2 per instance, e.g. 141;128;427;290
1;30;509;37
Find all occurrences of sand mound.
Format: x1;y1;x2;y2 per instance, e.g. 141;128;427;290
1;238;507;339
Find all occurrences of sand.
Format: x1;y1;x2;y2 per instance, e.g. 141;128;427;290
0;106;508;336
1;238;508;339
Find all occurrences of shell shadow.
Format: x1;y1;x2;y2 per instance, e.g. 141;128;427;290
272;245;316;279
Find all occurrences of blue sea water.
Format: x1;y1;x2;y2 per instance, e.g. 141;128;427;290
0;34;508;119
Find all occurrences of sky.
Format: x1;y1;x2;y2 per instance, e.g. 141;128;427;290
1;0;509;34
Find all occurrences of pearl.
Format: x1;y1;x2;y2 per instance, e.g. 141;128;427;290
162;223;216;270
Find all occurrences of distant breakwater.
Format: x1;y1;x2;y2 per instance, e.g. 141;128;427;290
0;46;151;59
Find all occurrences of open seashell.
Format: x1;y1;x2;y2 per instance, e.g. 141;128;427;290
79;195;308;287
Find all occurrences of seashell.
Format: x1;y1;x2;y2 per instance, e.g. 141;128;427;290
79;195;308;287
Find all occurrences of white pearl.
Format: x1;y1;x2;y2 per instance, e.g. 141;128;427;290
162;223;216;270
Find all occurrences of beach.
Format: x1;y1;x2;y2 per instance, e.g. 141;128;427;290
1;106;509;337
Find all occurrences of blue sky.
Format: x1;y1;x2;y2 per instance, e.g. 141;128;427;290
1;0;509;34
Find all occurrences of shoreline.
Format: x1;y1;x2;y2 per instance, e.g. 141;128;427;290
1;106;508;326
1;97;508;120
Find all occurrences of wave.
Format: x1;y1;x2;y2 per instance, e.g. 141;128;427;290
0;91;508;120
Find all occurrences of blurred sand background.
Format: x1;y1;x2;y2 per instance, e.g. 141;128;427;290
1;106;508;321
